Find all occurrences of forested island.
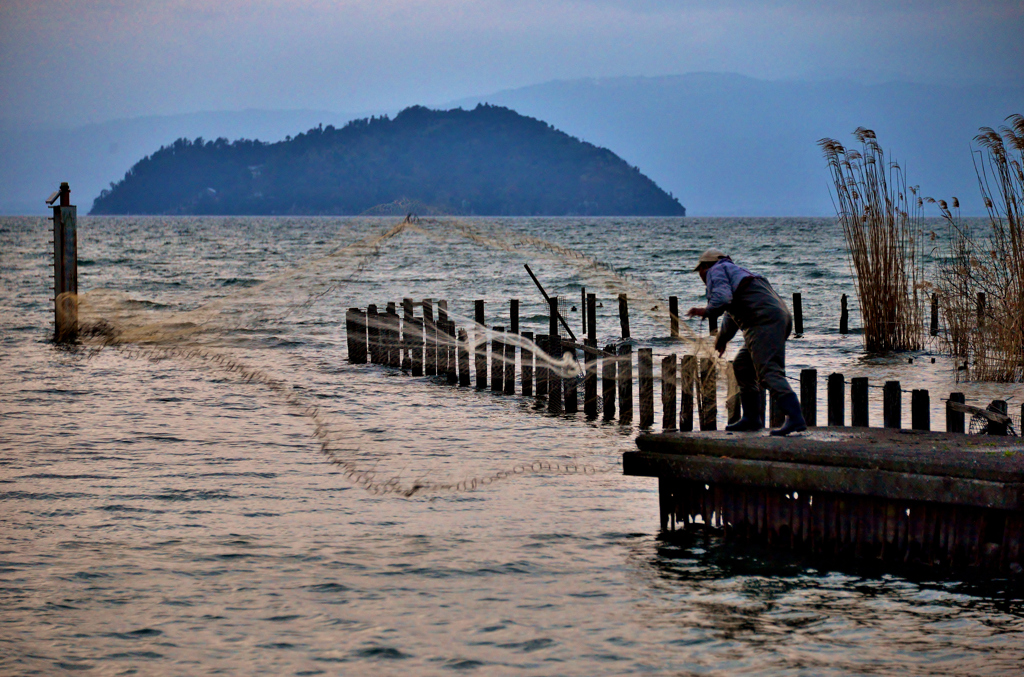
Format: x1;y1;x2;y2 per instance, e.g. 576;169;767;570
89;104;685;216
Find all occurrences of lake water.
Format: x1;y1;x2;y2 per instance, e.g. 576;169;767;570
2;215;1024;675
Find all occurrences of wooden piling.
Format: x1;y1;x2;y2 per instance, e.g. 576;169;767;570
537;335;549;399
840;294;849;334
507;300;518;395
584;294;598;418
402;299;413;371
386;305;400;368
521;331;534;396
769;393;784;428
911;389;930;431
827;372;845;426
977;291;986;328
930;294;939;336
618;294;630;339
793;293;803;336
680;355;696;432
457;328;471;386
639;348;654;427
883;381;901;429
698;357;717;431
662;354;677;429
474;300;487;389
602;343;617;421
669;296;679;339
618;345;633;423
800;368;817;427
51;182;78;343
491;327;504;393
548;298;563;413
851;377;869;427
990;400;1008;436
366;305;379;364
411;318;424;376
446;319;457;383
709;314;718;334
423;299;436;376
947;392;966;433
725;361;740;425
580;288;587;337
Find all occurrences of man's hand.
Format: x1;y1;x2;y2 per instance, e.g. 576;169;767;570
686;307;706;318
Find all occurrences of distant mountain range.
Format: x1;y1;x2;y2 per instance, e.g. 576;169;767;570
2;73;1021;215
89;105;685;216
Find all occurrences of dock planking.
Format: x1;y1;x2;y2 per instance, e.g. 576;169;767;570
627;428;1024;570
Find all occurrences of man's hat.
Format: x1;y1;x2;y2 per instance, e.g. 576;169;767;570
693;249;727;271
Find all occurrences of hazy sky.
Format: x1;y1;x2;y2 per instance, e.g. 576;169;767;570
2;0;1021;128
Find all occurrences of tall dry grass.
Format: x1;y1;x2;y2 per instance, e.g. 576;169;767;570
933;114;1024;381
819;129;925;352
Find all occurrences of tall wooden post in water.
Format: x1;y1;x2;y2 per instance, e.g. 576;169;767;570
49;182;78;343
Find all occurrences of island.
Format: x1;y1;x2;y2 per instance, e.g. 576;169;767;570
89;104;685;217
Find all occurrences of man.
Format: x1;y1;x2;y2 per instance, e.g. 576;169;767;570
686;249;806;436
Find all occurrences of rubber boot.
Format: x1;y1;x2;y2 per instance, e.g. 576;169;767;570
771;392;807;436
726;391;764;432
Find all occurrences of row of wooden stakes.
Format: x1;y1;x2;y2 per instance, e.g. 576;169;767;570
345;296;1018;435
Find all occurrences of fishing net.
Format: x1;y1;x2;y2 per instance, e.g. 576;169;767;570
68;213;718;496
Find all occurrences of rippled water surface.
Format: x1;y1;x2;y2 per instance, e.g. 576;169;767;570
2;216;1024;675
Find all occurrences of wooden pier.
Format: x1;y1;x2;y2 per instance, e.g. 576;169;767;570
626;428;1024;571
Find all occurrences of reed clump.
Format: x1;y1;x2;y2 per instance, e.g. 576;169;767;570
933;114;1024;382
819;129;925;352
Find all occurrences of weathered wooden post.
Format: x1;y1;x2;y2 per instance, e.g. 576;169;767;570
709;314;718;334
851;377;869;427
402;298;414;371
827;372;845;426
662;354;677;429
457;328;471;386
669;296;680;339
989;400;1009;436
49;182;78;343
946;392;966;433
977;291;986;328
793;293;803;336
680;355;696;432
410;318;424;376
930;294;939;336
911;389;930;431
386;303;399;368
883;381;901;429
840;294;849;334
725;361;740;425
639;348;654;428
618;293;630;339
548;298;562;413
422;299;436;376
355;309;368;363
345;308;357;363
507;300;519;395
474;300;487;389
580;287;587;337
584;293;598;418
491;327;504;393
437;301;449;379
537;335;549;399
602;343;617;420
445;319;457;383
800;368;817;427
618;344;633;423
521;330;534;396
366;304;380;364
698;358;717;430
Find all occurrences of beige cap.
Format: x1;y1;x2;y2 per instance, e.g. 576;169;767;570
693;248;727;271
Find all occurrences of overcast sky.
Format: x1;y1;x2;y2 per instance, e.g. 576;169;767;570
1;0;1021;128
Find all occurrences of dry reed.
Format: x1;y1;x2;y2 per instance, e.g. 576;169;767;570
819;129;925;352
933;114;1024;381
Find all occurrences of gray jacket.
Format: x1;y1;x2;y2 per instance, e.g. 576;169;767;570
703;258;760;321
